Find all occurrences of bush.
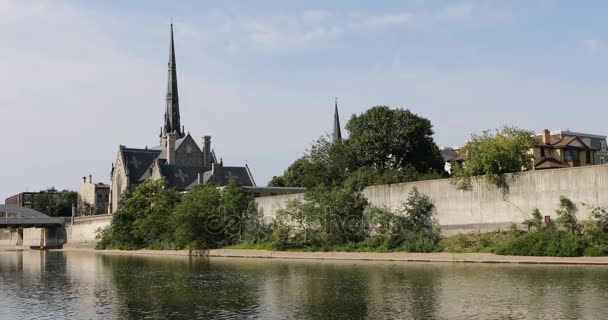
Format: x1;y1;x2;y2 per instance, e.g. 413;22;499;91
437;230;522;253
493;226;586;257
365;188;440;252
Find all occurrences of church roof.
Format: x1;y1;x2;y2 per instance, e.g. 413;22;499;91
121;147;162;184
202;166;255;187
158;164;207;191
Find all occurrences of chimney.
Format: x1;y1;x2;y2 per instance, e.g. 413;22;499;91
89;175;92;184
82;177;86;184
167;132;177;165
541;129;551;145
203;135;212;169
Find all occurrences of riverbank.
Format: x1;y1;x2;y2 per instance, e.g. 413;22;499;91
16;245;606;265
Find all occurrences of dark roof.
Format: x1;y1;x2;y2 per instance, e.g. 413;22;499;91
159;164;207;191
440;148;460;161
121;147;162;184
0;205;64;227
535;158;568;170
202;166;255;187
534;135;597;150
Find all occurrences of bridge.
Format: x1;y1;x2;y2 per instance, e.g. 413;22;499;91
0;205;66;248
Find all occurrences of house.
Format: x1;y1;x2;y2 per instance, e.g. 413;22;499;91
440;147;462;175
532;129;604;170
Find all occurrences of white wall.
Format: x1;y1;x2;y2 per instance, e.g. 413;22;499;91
255;165;608;235
66;214;112;243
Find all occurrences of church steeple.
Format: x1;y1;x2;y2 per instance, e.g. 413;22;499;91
333;97;342;142
162;23;183;139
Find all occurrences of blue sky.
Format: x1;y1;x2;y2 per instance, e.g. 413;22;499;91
1;0;608;200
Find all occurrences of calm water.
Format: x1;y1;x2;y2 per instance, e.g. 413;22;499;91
1;251;608;319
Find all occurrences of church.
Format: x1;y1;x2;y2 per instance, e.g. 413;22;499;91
108;24;256;213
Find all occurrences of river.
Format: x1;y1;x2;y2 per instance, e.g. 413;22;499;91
1;250;608;319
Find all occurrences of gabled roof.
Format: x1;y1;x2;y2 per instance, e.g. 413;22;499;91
440;148;460;162
534;134;597;150
120;147;162;184
535;158;568;170
202;166;255;187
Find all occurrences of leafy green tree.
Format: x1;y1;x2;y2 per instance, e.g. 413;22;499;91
32;188;78;217
220;181;266;243
344;166;443;191
271;106;445;190
268;158;325;188
346;106;444;173
97;180;179;249
172;184;222;249
269;136;353;189
451;126;535;190
302;186;369;245
273;186;368;248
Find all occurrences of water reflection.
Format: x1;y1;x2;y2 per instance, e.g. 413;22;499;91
1;251;608;319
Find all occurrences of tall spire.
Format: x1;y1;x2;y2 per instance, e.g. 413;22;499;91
333;97;342;142
162;23;183;139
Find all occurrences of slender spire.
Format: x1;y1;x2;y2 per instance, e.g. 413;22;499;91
333;97;342;142
162;23;183;138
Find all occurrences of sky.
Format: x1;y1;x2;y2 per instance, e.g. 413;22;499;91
2;0;608;201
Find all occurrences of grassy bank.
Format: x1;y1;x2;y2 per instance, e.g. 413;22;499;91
226;228;608;257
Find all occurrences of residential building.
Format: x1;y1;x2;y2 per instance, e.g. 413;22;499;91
532;129;603;170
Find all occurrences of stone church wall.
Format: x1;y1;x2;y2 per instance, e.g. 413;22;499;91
175;137;203;167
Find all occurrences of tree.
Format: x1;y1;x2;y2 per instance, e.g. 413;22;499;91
220;181;260;242
270;106;445;191
172;184;223;249
32;188;78;217
451;126;535;190
97;179;180;249
268;136;354;189
346;106;444;173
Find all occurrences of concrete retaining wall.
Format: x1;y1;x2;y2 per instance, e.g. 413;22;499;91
255;193;304;222
66;214;112;243
255;165;608;235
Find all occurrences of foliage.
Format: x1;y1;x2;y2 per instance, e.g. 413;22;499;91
523;208;543;230
172;184;223;249
31;188;78;217
555;196;580;234
437;230;522;253
97;180;180;250
273;186;368;248
343;166;443;192
451;126;535;190
97;180;266;250
346;106;444;173
493;225;586;257
270;106;445;191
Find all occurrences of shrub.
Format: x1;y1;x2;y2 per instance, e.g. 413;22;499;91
493;226;586;257
437;230;522;253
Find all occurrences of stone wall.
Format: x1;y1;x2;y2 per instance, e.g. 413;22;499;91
255;165;608;235
66;214;113;243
